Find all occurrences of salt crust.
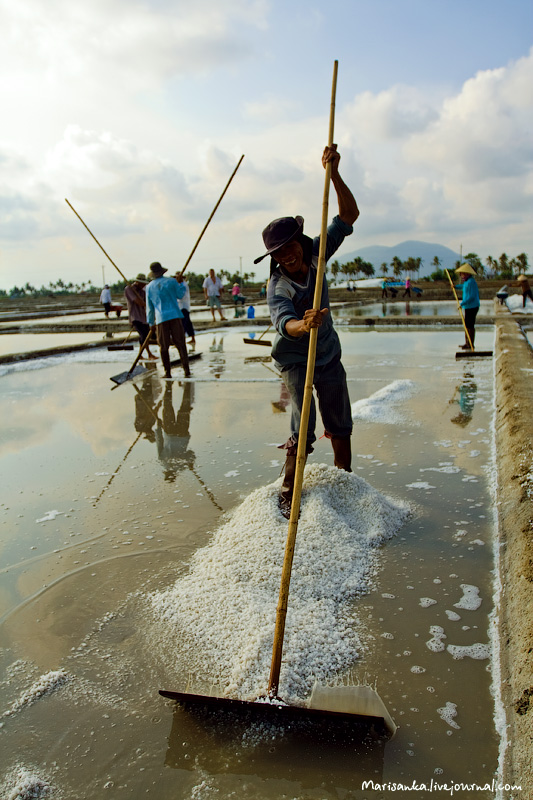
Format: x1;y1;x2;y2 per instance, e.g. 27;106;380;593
149;464;410;703
2;669;69;719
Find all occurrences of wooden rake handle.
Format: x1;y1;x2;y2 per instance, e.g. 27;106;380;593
446;269;474;350
268;61;338;698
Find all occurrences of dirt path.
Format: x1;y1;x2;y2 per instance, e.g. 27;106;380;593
494;306;533;794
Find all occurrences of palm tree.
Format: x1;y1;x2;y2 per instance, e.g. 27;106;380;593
330;259;341;284
380;262;388;276
391;256;403;278
498;253;510;275
515;253;529;274
485;256;497;277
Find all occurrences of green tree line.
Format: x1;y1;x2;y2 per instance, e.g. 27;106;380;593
1;253;529;298
1;269;262;298
327;252;529;284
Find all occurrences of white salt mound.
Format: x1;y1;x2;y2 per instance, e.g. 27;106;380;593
150;464;410;703
0;766;51;800
351;379;417;424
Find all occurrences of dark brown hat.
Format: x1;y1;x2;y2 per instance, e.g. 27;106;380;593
149;262;167;278
254;216;304;264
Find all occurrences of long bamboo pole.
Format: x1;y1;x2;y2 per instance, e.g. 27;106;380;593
65;199;130;284
446;269;474;350
115;155;244;371
176;154;245;279
268;61;338;698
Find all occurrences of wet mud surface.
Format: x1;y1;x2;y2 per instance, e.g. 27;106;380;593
0;322;527;799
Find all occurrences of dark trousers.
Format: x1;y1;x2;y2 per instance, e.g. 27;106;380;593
180;308;195;338
280;352;352;448
132;320;151;347
157;318;190;376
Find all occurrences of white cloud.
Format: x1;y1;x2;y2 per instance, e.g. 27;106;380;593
346;85;439;140
0;2;531;289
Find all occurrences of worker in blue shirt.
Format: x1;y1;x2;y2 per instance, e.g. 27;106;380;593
146;262;190;378
254;145;359;518
455;263;480;350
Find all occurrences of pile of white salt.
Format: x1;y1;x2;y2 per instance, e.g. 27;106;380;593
149;464;410;703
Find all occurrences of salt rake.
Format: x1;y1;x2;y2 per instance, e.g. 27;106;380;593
243;323;272;347
446;270;493;359
159;61;397;738
107;328;135;351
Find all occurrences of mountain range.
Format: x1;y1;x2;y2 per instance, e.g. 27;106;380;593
337;240;461;277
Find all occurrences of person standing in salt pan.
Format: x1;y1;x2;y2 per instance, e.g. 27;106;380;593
455;263;480;350
255;145;359;518
146;262;191;379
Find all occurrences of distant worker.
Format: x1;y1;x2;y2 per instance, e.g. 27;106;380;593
146;262;191;379
381;279;388;299
403;277;411;298
256;144;359;518
175;273;195;345
231;283;246;306
100;284;112;317
456;264;480;350
203;269;226;322
517;274;533;308
124;274;157;359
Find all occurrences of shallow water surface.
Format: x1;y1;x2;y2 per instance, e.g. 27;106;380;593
334;299;495;318
0;327;499;799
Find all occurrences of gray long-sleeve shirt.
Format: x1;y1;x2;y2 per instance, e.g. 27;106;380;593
267;215;353;369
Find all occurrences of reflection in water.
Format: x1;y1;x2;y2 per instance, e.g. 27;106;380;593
449;371;477;427
164;703;385;792
134;379;159;443
272;382;290;413
209;336;225;379
135;378;223;509
156;382;195;482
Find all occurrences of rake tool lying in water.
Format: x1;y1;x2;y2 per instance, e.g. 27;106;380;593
159;61;397;738
243;323;272;347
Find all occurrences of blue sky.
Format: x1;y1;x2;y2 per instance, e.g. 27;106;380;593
1;0;532;289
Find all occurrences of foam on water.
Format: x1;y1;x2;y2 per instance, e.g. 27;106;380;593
437;701;460;729
149;464;410;702
454;584;482;611
447;643;490;660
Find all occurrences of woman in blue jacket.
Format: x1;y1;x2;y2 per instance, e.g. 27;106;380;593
456;263;480;350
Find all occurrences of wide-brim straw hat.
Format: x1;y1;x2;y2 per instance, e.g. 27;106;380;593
133;273;149;284
455;263;477;275
148;262;167;278
517;274;528;282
